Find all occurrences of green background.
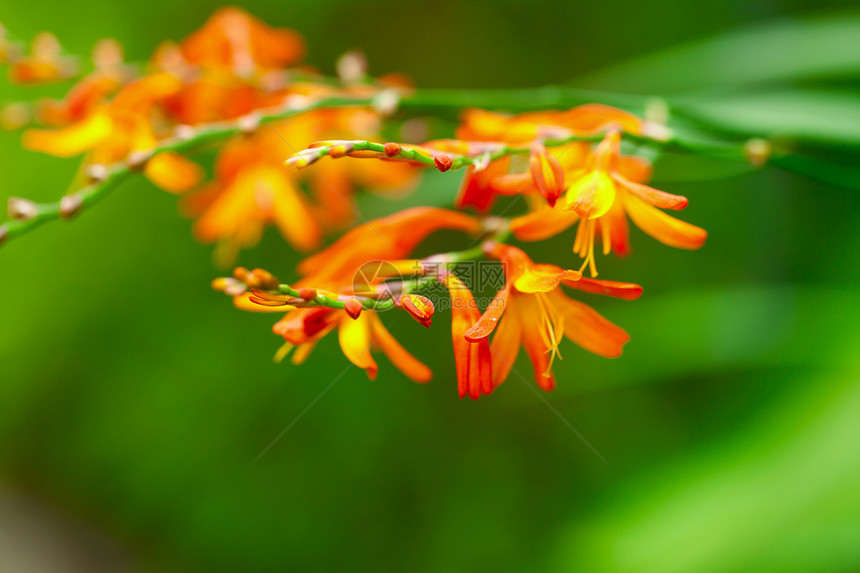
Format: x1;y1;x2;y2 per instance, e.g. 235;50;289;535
1;1;859;571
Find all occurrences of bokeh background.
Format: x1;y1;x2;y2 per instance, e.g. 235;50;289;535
1;1;859;571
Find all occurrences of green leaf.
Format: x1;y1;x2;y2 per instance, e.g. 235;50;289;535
575;12;860;93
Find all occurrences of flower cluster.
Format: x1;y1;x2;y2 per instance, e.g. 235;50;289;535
2;9;730;399
2;8;417;260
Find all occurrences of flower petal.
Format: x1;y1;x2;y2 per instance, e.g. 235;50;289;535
553;291;630;358
566;170;617;220
616;176;688;210
464;285;510;341
338;313;378;380
489;313;521;388
563;278;643;300
144;151;204;193
510;204;579;242
625;194;708;250
514;265;581;294
23;111;113;157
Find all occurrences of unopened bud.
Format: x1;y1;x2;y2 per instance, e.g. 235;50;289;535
238;112;260;134
434;154;453;172
298;288;317;301
126;149;153;169
0;225;7;246
383;142;401;157
328;142;354;158
212;277;247;296
86;163;109;182
529;143;564;207
400;294;434;328
744;138;771;167
60;194;82;218
92;38;123;69
284;148;323;169
343;298;363;319
372;89;400;116
8;197;38;220
232;266;250;282
174;124;195;141
336;50;367;84
247;268;279;289
0;102;30;130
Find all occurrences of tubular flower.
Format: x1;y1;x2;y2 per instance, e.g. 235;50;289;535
270;307;432;383
443;274;492;399
563;131;707;275
296;207;482;288
464;243;640;391
510;132;707;276
185;108;418;263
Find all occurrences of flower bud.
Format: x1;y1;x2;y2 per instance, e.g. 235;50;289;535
344;297;363;319
284;148;323;169
247;268;280;289
529;142;564;207
434;154;453;172
212;277;246;296
298;288;317;300
383;142;401;157
744;138;771;167
60;194;82;218
400;294;434;328
8;197;38;220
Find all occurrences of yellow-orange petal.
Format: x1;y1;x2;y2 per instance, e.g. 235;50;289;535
464;285;510;341
338;313;378;380
445;274;492;399
368;313;432;383
625;194;708;250
566;170;617;220
513;295;556;391
22;111;112;157
144;151;204;193
553;291;630;358
616;176;688;210
563;278;643;300
489;312;521;387
513;265;582;294
510;204;579;242
233;292;295;313
268;168;323;253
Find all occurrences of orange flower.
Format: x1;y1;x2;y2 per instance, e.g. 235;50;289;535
464;243;640;391
443;274;492;399
269;306;432;383
511;131;707;275
8;32;77;84
186;108;418;263
296;206;482;288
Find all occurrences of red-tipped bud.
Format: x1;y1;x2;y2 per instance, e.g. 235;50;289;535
400;294;434;328
434;154;453;172
232;267;250;282
383;142;401;157
529;143;565;207
344;298;363;319
298;288;317;301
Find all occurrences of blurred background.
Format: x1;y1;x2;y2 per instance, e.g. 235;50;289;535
1;1;859;571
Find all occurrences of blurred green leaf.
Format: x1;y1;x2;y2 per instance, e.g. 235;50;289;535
555;375;860;573
575;12;860;93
